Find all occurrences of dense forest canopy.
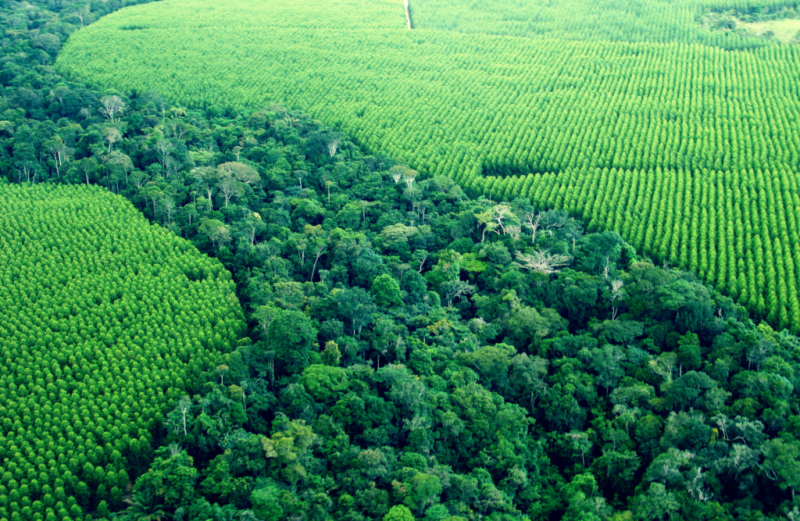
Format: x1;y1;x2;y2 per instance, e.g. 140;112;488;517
55;0;800;333
81;104;800;521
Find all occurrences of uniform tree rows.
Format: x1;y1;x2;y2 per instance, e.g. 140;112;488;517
412;0;800;45
56;0;800;331
0;184;245;521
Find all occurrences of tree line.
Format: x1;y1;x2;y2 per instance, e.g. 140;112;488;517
53;0;800;332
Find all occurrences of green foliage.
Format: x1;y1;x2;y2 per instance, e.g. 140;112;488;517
118;489;167;521
0;184;244;519
132;445;198;509
300;365;348;403
384;504;416;521
372;274;404;308
266;310;317;377
250;482;284;521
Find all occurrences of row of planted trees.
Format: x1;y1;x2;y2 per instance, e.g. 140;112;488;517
412;0;800;44
0;184;246;520
58;0;800;180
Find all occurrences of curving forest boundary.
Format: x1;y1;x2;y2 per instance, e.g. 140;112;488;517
56;0;800;332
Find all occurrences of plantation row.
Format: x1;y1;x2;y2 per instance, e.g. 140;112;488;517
0;185;245;520
59;11;800;177
412;0;800;45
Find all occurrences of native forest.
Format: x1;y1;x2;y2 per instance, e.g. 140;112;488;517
2;0;800;520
